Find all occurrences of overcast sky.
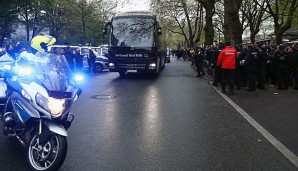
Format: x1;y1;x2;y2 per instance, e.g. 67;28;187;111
116;0;151;12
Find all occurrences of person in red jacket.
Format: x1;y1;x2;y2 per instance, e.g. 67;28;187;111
217;42;237;95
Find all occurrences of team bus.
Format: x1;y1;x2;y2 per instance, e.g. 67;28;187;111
103;11;166;76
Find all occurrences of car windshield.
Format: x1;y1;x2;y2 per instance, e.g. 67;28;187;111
111;17;155;48
33;53;75;92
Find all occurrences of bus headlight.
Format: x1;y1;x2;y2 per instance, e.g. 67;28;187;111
149;63;156;69
109;63;115;68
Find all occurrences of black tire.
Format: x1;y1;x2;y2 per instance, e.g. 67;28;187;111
93;63;103;73
119;71;125;77
162;59;165;69
27;134;67;171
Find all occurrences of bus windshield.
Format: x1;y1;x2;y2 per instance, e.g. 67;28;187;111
111;17;155;49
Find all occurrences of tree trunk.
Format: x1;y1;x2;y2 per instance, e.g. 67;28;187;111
181;0;194;47
250;26;259;44
224;0;243;45
274;23;290;45
203;1;215;45
250;35;256;44
275;24;283;45
275;32;283;45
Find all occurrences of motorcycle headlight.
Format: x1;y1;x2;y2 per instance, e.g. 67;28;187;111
36;93;66;118
48;97;66;116
74;73;84;82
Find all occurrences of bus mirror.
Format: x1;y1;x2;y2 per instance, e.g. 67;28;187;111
103;22;111;35
158;27;162;35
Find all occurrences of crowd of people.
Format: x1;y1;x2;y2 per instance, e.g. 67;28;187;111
171;41;298;94
0;42;26;60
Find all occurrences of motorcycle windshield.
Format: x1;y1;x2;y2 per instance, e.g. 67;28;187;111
34;53;74;94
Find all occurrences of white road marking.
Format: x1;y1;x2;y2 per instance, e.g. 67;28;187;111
209;82;298;169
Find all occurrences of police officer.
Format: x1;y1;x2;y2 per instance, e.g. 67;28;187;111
273;45;289;90
256;43;269;90
267;45;277;86
19;35;56;63
212;43;224;86
245;45;259;91
65;46;75;71
287;44;298;90
194;47;205;77
234;45;246;90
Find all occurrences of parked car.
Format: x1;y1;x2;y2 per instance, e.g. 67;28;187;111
166;48;171;63
48;45;78;54
99;44;108;55
81;48;109;73
90;47;102;54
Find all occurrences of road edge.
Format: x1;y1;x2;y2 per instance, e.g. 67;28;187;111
208;81;298;169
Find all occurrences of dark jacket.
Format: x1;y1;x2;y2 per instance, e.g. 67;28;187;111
273;51;288;68
245;51;259;67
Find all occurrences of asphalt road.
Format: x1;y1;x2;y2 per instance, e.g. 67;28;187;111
0;57;297;171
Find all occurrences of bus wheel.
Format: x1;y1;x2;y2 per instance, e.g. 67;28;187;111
162;60;165;68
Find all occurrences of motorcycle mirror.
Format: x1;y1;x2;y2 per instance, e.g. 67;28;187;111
73;88;82;102
77;88;82;97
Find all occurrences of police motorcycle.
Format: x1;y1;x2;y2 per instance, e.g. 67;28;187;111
0;35;82;171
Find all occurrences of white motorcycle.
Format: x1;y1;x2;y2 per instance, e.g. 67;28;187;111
1;52;82;171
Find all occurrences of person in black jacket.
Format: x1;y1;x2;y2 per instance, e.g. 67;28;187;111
234;45;246;90
245;45;259;91
256;43;269;90
287;44;298;90
88;49;96;72
61;47;75;72
211;43;224;86
74;48;83;72
274;45;289;90
267;45;277;86
193;47;205;77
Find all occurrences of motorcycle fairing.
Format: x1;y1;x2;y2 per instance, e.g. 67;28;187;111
7;92;40;123
43;120;67;137
48;90;72;99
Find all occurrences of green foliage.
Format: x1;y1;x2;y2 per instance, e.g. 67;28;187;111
0;0;19;46
151;0;204;48
0;0;117;46
1;0;297;47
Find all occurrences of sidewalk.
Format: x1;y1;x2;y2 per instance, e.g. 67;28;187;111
191;61;298;168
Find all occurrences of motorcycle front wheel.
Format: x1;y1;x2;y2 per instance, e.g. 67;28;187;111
27;134;67;171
